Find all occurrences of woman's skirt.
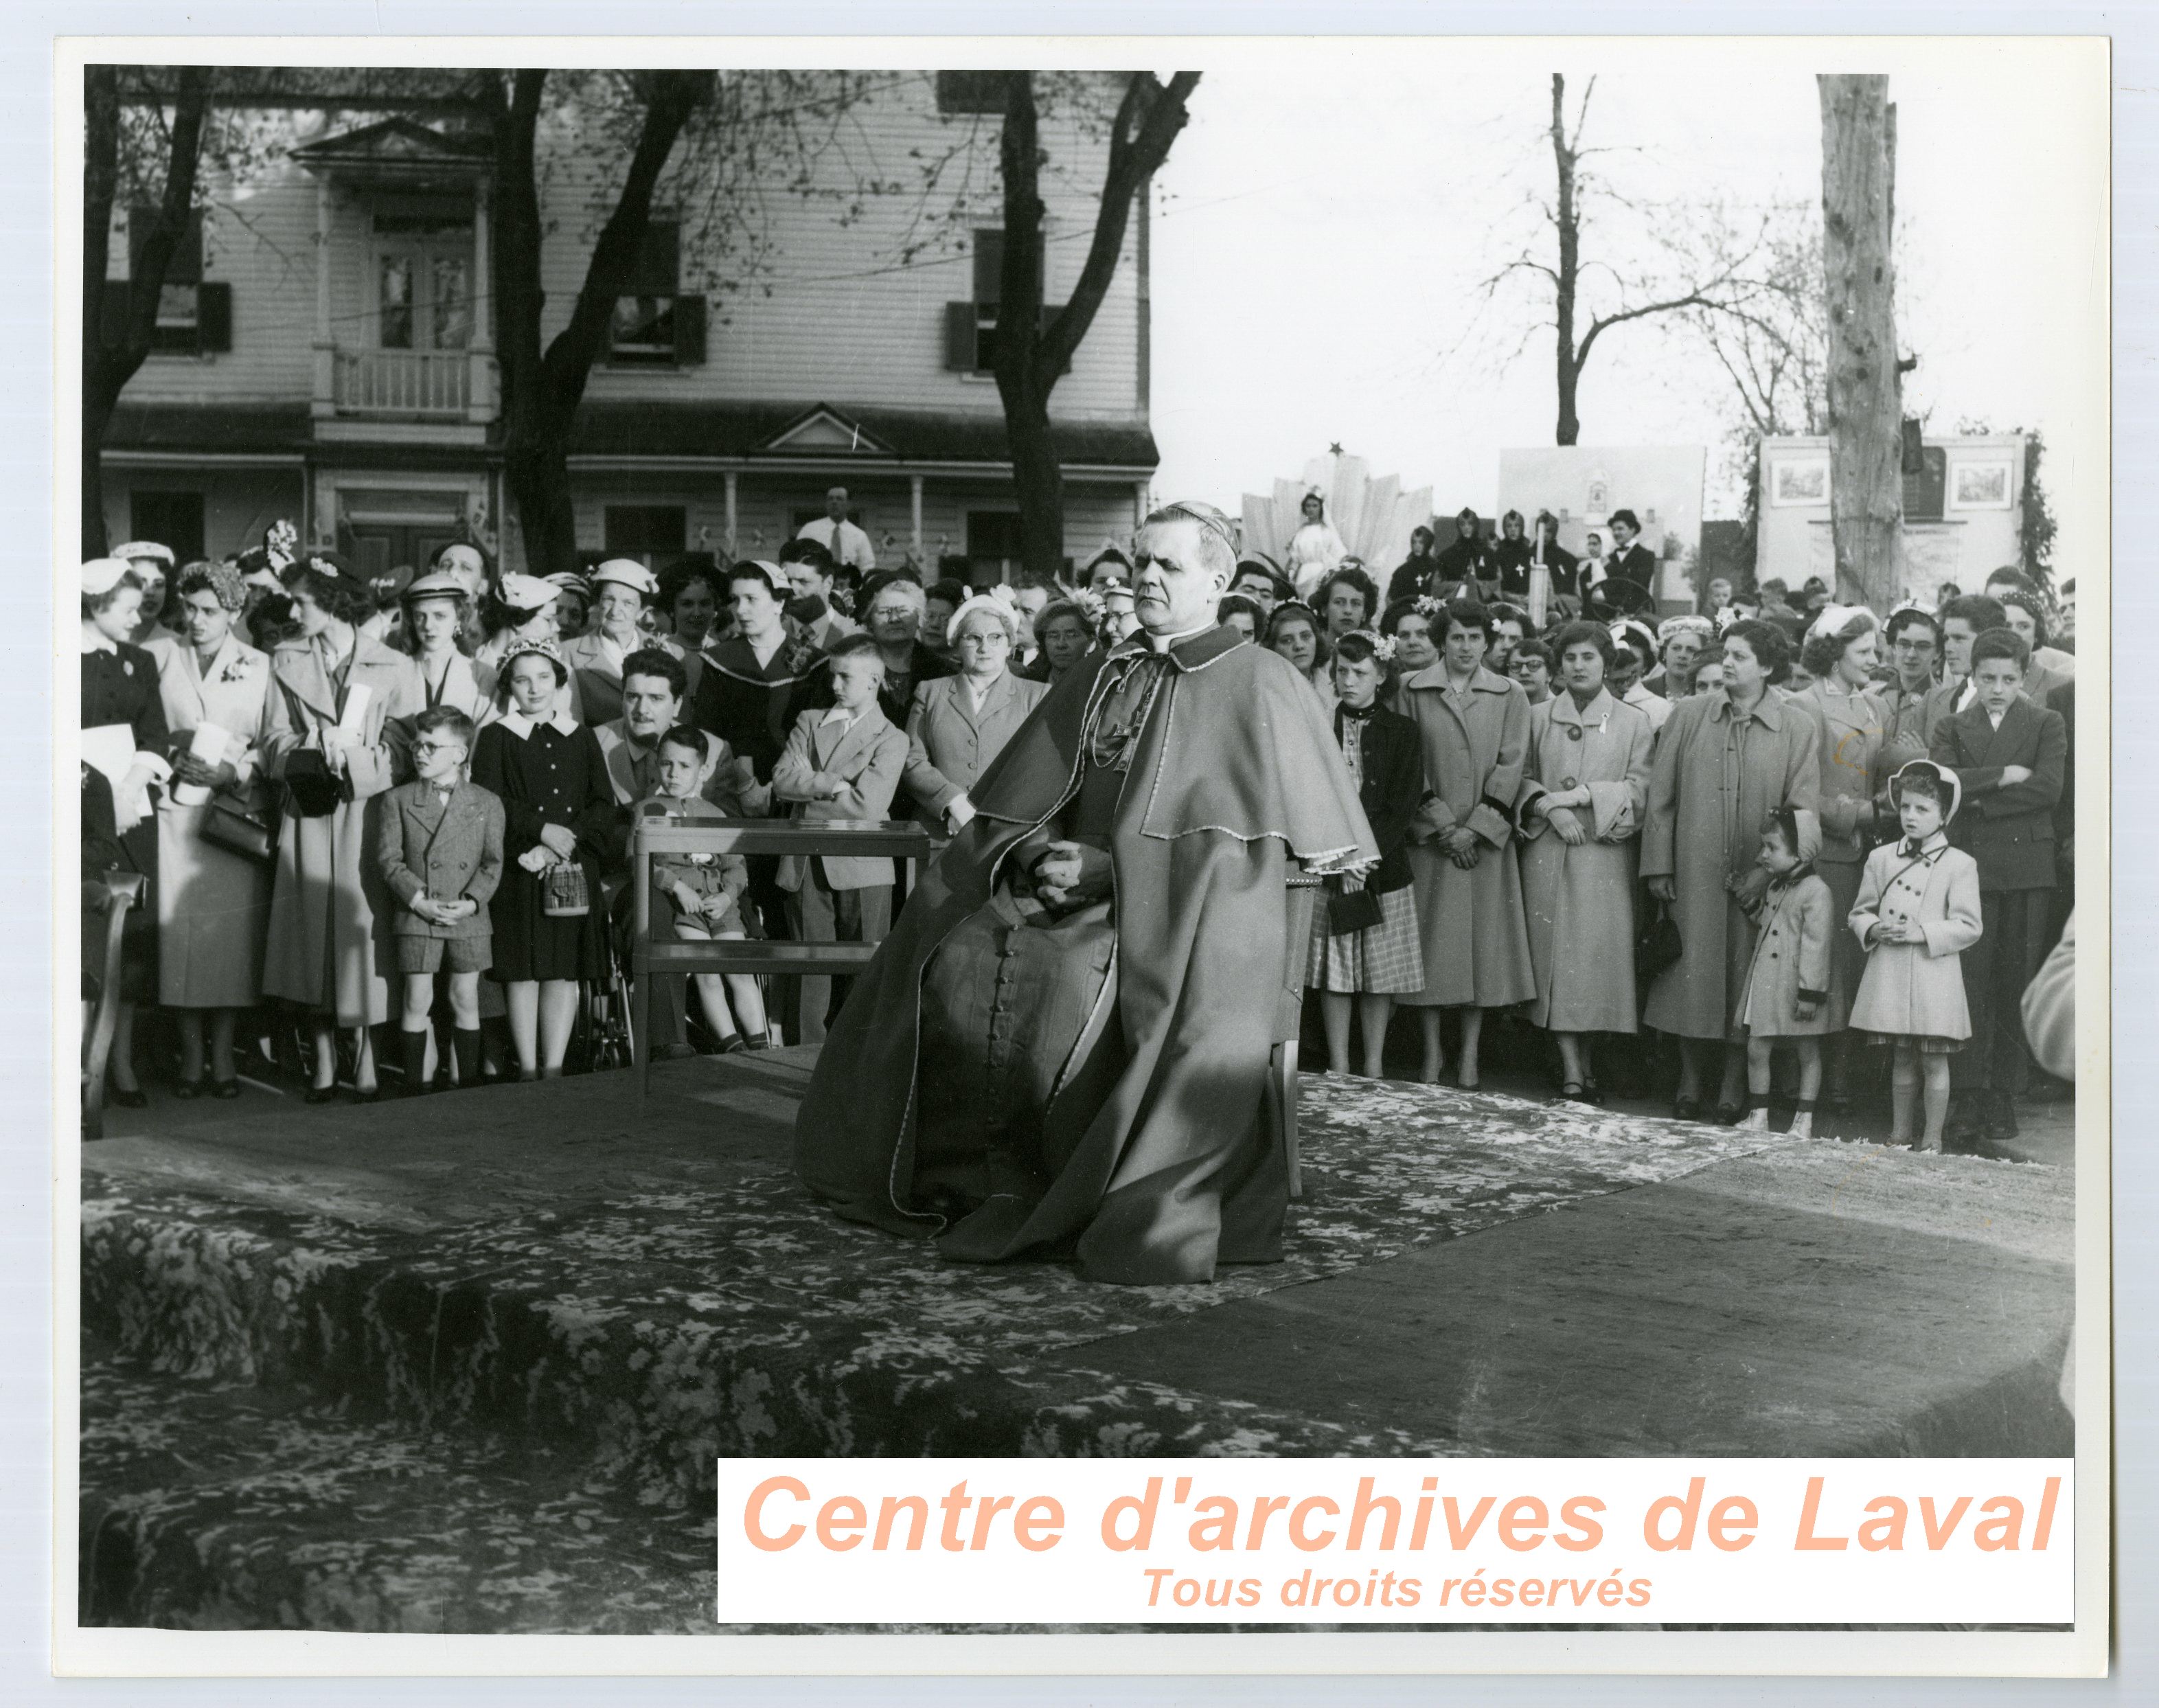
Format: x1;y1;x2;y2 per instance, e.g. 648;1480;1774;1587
156;798;271;1010
1305;883;1423;994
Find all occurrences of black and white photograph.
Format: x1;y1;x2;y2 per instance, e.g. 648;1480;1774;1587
54;27;2108;1676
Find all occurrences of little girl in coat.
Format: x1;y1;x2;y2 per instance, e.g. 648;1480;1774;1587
1848;759;1985;1152
1736;806;1838;1135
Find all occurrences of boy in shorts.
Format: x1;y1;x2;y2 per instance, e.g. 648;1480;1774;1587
376;705;505;1095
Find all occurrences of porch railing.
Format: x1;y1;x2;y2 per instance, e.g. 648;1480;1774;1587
332;349;471;417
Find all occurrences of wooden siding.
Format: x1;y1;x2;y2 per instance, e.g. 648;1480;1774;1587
112;75;1146;430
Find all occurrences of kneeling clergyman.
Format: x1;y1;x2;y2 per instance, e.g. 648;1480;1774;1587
793;501;1378;1285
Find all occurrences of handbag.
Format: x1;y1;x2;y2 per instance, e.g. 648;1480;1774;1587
542;860;592;918
1635;896;1682;987
1327;877;1385;936
282;750;343;818
201;797;277;865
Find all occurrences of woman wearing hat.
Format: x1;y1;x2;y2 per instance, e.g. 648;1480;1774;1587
112;541;176;647
260;552;424;1101
1645;614;1715;701
151;561;277;1097
1606;619;1672;734
472;637;616;1079
1641;618;1822;1123
562;558;661;727
902;592;1050;835
399;571;496;727
81;558;171;1106
475;571;560;675
1788;604;1892;1109
547;571;594;641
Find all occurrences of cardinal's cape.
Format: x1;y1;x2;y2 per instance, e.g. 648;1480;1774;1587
792;622;1377;1284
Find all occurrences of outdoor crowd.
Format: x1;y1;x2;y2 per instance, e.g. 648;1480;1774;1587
80;483;2077;1157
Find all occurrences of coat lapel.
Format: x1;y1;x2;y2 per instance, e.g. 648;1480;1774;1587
1978;697;2029;768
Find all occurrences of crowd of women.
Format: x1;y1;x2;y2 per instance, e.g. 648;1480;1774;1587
80;516;2073;1154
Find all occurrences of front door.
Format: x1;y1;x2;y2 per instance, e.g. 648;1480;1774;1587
347;523;461;587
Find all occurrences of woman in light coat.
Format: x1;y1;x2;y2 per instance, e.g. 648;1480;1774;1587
903;594;1049;834
1514;620;1655;1102
261;556;422;1101
1642;619;1823;1121
1787;605;1891;1100
1399;601;1537;1087
150;562;277;1097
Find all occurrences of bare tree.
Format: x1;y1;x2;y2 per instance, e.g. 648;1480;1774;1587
1475;73;1782;446
988;71;1200;584
1818;73;1904;609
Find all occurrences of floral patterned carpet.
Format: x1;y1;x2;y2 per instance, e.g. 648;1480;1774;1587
80;1071;1794;1630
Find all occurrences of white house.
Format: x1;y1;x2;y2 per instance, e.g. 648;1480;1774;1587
99;72;1158;584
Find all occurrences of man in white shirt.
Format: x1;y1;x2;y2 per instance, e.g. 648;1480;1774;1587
795;486;877;575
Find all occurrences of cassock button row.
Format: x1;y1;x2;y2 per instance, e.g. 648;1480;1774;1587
1560;777;1577;790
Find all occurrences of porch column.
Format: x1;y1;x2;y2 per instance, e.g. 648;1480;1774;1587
1133;479;1149;532
468;177;495;424
723;471;738;560
311;177;335;419
910;472;925;569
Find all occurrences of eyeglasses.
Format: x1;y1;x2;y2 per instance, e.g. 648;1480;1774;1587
414;739;469;759
1892;637;1937;652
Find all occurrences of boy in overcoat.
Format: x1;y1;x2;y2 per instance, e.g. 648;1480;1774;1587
773;635;909;1045
376;705;504;1094
1928;628;2066;1143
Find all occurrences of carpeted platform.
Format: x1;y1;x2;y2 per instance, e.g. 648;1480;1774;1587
78;1054;2075;1631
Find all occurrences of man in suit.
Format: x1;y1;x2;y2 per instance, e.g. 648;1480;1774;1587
595;647;746;1059
1604;509;1659;595
1930;627;2067;1146
773;635;910;1046
777;536;862;651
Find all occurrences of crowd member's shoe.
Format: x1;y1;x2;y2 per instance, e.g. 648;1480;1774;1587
108;1085;148;1110
1581;1080;1606;1106
1672;1095;1702;1122
212;1078;241;1100
1982;1089;2020;1144
172;1075;207;1102
654;1042;698;1062
304;1083;339;1105
1715;1102;1745;1127
744;1031;776;1051
1558;1082;1592;1104
715;1034;748;1055
1736;1104;1770;1132
1943;1092;1981;1149
350;1084;381;1104
1789;1109;1816;1139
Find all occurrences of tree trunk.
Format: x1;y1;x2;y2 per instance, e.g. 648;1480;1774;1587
1551;73;1581;447
1818;74;1903;611
994;71;1198;585
82;65;209;558
488;69;707;578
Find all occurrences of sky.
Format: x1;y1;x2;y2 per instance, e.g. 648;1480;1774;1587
1140;37;2108;567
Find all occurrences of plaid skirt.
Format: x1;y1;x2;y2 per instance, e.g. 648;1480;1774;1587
1307;883;1424;994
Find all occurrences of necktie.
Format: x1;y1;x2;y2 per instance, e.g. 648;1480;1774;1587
1899;839;1928;859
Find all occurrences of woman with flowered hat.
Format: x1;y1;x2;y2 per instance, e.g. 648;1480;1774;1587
260;550;424;1101
150;559;277;1097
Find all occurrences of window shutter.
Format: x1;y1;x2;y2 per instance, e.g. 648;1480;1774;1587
196;282;232;352
672;292;707;365
944;300;978;371
972;229;1005;307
